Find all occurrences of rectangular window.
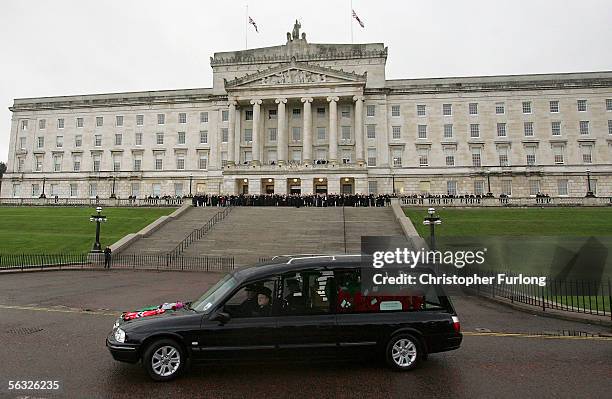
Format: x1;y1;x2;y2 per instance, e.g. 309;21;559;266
469;103;478;115
73;156;81;172
366;104;376;117
470;124;480;138
58;118;65;129
131;183;140;198
198;154;208;169
35;156;43;172
12;183;21;197
245;110;253;121
70;184;78;198
200;130;208;144
606;99;612;111
551;121;561;136
135;132;143;146
368;180;378;194
390;126;400;139
222;110;229;122
176;156;185;170
529;180;540;196
579;120;589;135
37;136;44;148
558;179;568;196
157;114;165;125
553;145;565;164
156;133;164;145
152;184;161;197
392;148;403;167
268;128;277;142
317;107;326;117
524;121;534;137
443;124;453;138
133;158;142;172
74;135;82;147
341;106;350;118
113;157;121;172
51;184;58;196
76;117;83;128
474;180;485;195
418;148;429;167
39;119;46;129
56;135;63;147
32;184;40;197
221;128;229;143
178;132;186;144
444;146;455;167
501;180;512;196
447;180;457;196
89;183;97;198
291;150;301;162
245;128;253;142
550;100;559;113
96;116;103;127
417;104;426;117
495;102;505;114
522;101;532;114
608;120;612;135
92;155;101;172
498;146;509;167
268;150;278;164
317;127;326;140
526;146;537;165
581;145;593;164
442;103;452;116
221;151;228;167
367;148;377;166
136;114;144;126
268;109;277;119
174;183;184;197
391;105;400;117
200;112;208;123
19;137;26;149
94;135;102;147
17;158;25;172
497;123;506;137
577;99;587;112
155;157;163;170
178;113;187;124
417;125;427;139
471;147;481;167
366;124;376;139
341;126;351;140
114;134;122;146
116;115;123;126
53;156;62;172
292;108;301;119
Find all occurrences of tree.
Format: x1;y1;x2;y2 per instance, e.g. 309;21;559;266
0;161;6;195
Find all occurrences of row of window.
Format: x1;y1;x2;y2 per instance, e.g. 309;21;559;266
18;181;187;198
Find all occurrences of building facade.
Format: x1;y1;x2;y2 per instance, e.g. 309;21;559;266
3;23;612;199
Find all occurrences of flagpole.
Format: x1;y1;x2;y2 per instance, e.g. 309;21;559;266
350;0;353;43
245;3;248;49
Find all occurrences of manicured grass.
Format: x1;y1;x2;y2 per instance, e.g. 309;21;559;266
0;207;176;254
404;207;612;237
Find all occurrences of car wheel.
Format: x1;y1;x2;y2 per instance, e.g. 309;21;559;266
385;334;421;371
142;339;185;381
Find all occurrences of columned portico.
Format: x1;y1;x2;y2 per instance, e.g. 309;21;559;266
327;96;339;165
301;97;313;164
227;101;236;166
250;99;262;166
353;95;365;166
275;98;287;165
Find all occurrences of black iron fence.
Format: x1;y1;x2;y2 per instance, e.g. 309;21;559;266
0;197;184;207
462;268;612;320
401;196;612;207
0;253;234;272
168;206;233;257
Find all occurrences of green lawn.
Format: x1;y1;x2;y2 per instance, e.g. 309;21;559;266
0;207;176;254
404;207;612;237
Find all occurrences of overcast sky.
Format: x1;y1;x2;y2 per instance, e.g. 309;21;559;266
1;0;611;162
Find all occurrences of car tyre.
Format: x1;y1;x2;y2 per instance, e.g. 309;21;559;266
142;338;185;381
385;334;422;371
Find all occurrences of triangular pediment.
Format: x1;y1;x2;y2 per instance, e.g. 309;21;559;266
224;59;366;89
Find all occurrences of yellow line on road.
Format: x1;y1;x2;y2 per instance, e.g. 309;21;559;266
463;331;612;341
0;304;119;317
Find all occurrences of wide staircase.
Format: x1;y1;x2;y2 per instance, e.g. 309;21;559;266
120;205;404;265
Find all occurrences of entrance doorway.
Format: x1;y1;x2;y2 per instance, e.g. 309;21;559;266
341;177;354;195
262;178;274;194
288;178;301;195
237;179;249;195
314;178;328;194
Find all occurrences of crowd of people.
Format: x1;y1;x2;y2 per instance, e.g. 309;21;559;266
191;193;394;207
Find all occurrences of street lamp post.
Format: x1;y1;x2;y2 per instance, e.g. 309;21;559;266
189;174;193;197
89;206;107;253
485;171;493;197
585;169;595;198
39;176;47;198
109;176;117;199
423;207;442;250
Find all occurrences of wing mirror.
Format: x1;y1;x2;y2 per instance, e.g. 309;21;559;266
210;311;231;324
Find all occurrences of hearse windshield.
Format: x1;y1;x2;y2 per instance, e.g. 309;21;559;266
191;274;238;313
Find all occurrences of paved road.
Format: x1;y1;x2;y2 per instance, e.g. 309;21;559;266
1;270;611;399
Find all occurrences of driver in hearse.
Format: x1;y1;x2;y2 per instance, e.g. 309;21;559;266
238;284;261;316
251;287;272;317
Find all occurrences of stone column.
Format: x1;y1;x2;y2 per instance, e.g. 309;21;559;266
227;101;236;166
301;97;313;164
250;99;262;165
353;95;365;165
327;96;339;164
234;107;241;164
275;98;287;165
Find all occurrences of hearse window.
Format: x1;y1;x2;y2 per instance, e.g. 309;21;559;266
191;274;237;313
280;271;334;315
222;279;276;318
335;270;432;313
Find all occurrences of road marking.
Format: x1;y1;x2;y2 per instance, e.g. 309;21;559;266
0;304;119;317
463;331;612;341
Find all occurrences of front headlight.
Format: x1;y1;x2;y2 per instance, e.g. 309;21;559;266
113;318;121;330
114;328;126;343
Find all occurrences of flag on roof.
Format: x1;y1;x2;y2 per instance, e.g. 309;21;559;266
352;9;364;28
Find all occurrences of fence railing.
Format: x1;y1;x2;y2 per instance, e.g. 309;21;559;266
0;197;185;207
0;253;235;272
168;206;233;257
460;268;612;320
401;196;612;207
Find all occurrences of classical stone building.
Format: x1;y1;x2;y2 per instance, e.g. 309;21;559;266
3;22;612;198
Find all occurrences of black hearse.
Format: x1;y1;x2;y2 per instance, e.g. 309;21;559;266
107;255;462;381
